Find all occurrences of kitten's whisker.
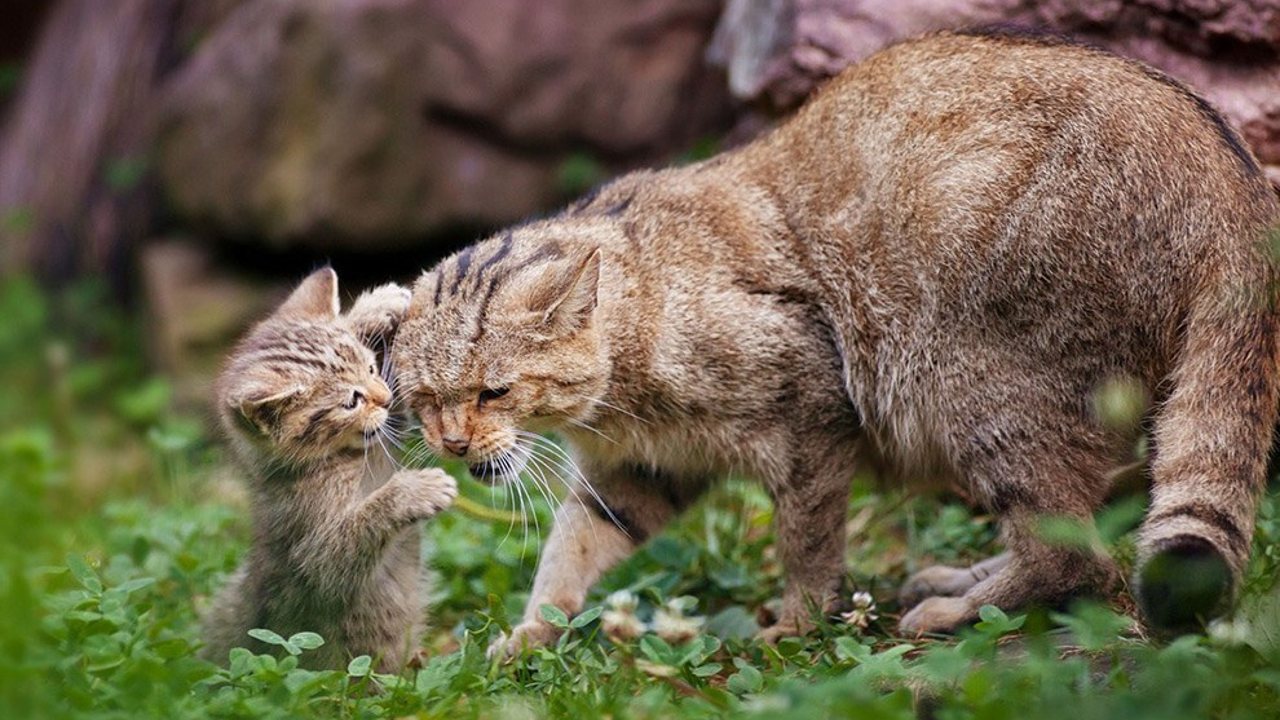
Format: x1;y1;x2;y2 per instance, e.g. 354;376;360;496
374;431;398;468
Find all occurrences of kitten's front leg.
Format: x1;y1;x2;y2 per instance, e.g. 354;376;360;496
295;468;456;599
346;282;412;342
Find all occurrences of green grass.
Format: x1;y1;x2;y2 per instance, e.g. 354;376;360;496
3;275;1280;718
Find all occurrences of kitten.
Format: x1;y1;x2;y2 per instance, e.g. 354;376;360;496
392;29;1280;653
201;268;456;671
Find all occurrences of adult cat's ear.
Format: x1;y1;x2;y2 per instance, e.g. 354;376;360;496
278;267;340;320
232;387;301;437
536;248;600;334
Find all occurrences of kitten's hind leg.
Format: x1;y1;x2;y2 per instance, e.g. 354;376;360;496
898;552;1011;610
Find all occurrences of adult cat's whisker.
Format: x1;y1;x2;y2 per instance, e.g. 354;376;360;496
587;397;648;424
511;457;535;551
523;450;595;545
520;446;567;536
564;417;616;444
512;454;545;543
515;431;628;538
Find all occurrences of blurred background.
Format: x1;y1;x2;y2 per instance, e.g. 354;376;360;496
2;2;1280;715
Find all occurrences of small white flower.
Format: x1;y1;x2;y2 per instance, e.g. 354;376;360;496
653;597;705;644
601;590;646;642
606;590;638;613
602;609;647;643
841;591;879;630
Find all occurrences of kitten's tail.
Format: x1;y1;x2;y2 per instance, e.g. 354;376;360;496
1138;257;1280;630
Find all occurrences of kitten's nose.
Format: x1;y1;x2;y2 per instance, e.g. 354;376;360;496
442;436;470;456
368;384;392;408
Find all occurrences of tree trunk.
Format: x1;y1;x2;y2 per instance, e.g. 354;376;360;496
0;0;185;295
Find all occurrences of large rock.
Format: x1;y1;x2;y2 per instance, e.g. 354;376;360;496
141;238;290;409
709;0;1280;190
158;0;731;251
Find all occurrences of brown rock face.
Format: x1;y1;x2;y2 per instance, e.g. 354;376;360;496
709;0;1280;189
158;0;731;251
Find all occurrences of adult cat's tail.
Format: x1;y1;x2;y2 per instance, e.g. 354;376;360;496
1138;258;1280;629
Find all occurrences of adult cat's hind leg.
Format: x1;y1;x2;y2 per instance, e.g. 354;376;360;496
898;552;1010;609
899;416;1121;635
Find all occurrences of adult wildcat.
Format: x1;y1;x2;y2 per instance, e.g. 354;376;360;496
202;269;456;671
392;30;1280;654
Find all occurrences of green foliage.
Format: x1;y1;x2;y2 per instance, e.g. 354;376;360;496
0;62;20;100
556;153;605;198
2;274;1280;718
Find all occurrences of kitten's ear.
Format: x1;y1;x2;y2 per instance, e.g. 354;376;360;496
278;267;340;320
231;387;301;437
534;249;600;334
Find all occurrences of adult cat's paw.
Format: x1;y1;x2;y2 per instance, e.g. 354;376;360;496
757;616;814;645
487;619;561;662
897;596;976;636
347;283;412;341
898;565;978;609
394;468;457;521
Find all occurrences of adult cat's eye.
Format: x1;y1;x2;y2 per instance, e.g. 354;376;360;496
479;386;510;404
345;389;365;410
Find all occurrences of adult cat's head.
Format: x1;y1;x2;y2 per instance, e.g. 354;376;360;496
393;225;611;482
217;268;394;467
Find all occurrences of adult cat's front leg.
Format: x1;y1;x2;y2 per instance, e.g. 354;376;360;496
488;499;634;659
488;461;695;660
759;456;854;643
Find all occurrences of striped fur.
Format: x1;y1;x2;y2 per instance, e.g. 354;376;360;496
393;31;1280;649
202;269;456;671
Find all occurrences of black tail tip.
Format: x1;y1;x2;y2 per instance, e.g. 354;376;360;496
1137;535;1232;631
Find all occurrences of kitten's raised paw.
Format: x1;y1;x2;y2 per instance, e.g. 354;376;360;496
347;283;412;340
487;619;561;662
396;469;457;521
897;596;977;636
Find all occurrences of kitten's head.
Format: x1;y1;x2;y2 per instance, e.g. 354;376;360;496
392;225;611;482
217;268;394;467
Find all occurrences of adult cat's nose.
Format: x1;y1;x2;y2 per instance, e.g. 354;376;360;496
442;436;470;456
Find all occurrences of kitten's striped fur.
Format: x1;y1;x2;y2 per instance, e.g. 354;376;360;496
394;31;1280;650
201;269;456;671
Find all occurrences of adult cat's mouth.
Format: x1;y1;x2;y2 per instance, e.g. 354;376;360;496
467;447;530;485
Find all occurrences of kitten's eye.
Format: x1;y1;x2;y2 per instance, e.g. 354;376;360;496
345;390;365;410
478;386;510;404
369;362;377;375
